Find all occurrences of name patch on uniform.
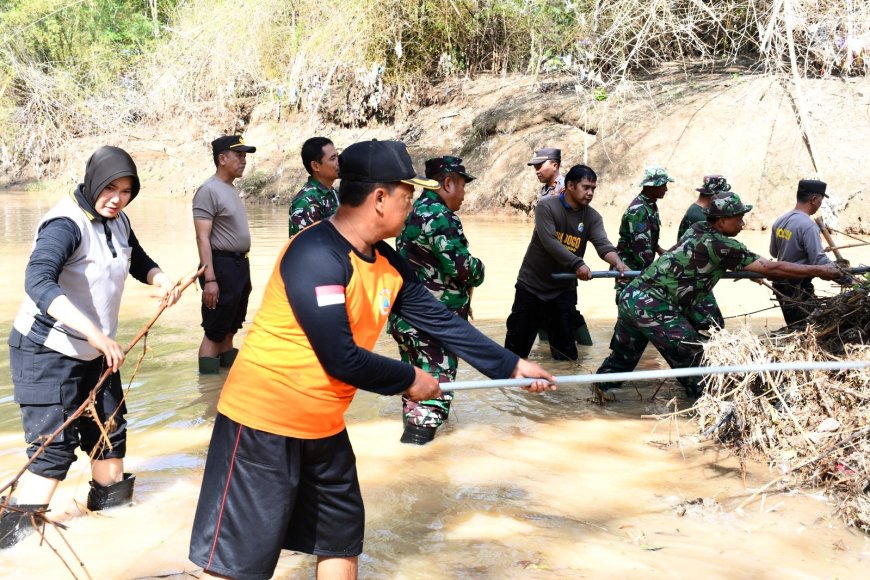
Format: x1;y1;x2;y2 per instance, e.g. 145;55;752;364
315;285;346;307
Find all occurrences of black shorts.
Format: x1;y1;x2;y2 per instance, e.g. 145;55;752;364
7;328;127;480
189;414;364;580
200;252;252;342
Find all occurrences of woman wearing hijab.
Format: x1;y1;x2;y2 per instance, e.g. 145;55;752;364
1;146;180;549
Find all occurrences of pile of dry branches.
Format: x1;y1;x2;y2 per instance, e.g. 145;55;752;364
695;284;870;532
805;282;870;354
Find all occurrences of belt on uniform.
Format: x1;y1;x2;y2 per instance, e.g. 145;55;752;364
213;250;250;259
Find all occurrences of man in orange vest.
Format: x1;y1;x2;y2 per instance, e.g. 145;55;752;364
189;139;555;580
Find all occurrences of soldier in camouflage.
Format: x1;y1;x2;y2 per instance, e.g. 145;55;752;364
676;175;733;330
288;136;340;237
388;155;484;445
614;167;672;298
677;175;731;239
595;192;841;399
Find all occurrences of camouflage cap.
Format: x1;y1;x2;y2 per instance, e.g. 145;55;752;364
705;192;753;217
639;166;675;187
696;174;731;195
424;155;476;182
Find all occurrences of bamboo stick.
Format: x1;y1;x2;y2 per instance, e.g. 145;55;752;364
0;266;205;498
815;216;846;263
824;241;870;252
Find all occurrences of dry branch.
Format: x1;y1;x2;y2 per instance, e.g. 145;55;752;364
0;266;204;499
689;281;870;532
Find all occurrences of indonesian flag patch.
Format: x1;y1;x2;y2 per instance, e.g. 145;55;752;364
315;285;346;307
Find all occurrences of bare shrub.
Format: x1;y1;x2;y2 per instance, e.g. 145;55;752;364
1;0;868;174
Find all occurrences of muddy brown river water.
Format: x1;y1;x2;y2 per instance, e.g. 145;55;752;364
1;190;869;578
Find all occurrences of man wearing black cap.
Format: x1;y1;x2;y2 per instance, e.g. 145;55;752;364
769;179;833;327
192;135;256;374
388;155;484;445
188;139;555;580
528;147;565;197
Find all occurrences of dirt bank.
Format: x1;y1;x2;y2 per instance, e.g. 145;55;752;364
4;69;869;232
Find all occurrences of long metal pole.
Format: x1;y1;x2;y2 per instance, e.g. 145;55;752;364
442;360;870;391
551;265;869;281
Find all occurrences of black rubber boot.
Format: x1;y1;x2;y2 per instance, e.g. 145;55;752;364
87;473;135;511
685;385;704;400
198;356;220;374
218;348;239;368
575;322;593;346
400;424;437;445
0;499;49;549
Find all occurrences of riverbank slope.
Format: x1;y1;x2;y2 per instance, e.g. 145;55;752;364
3;70;868;232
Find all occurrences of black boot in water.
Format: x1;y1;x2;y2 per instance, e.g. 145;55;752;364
0;499;49;549
198;356;220;374
400;424;437;445
87;473;135;511
219;348;239;368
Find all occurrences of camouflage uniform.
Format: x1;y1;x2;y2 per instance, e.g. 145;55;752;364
616;192;661;271
676;175;732;329
615;167;672;298
388;169;484;428
674;225;724;331
677;204;707;240
597;193;759;397
288;177;339;237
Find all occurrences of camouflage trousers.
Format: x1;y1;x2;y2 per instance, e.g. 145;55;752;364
617;284;723;330
596;287;706;396
388;315;456;428
690;293;724;331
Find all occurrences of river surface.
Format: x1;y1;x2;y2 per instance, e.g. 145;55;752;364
1;190;869;578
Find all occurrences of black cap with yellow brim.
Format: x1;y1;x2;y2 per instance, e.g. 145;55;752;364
212;135;256;154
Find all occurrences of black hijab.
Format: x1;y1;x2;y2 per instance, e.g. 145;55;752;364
73;146;140;219
72;146;141;257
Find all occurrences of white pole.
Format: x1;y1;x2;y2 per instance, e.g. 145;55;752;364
443;360;870;391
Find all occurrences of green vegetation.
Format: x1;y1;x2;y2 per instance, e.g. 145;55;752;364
236;169;277;199
0;0;180;173
1;0;867;174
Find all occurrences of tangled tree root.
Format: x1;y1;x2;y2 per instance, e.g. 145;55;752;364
694;283;870;532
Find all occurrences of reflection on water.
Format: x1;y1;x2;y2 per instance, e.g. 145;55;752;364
1;190;868;578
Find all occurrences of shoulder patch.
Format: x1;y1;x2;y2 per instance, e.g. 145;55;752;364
315;285;346;307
